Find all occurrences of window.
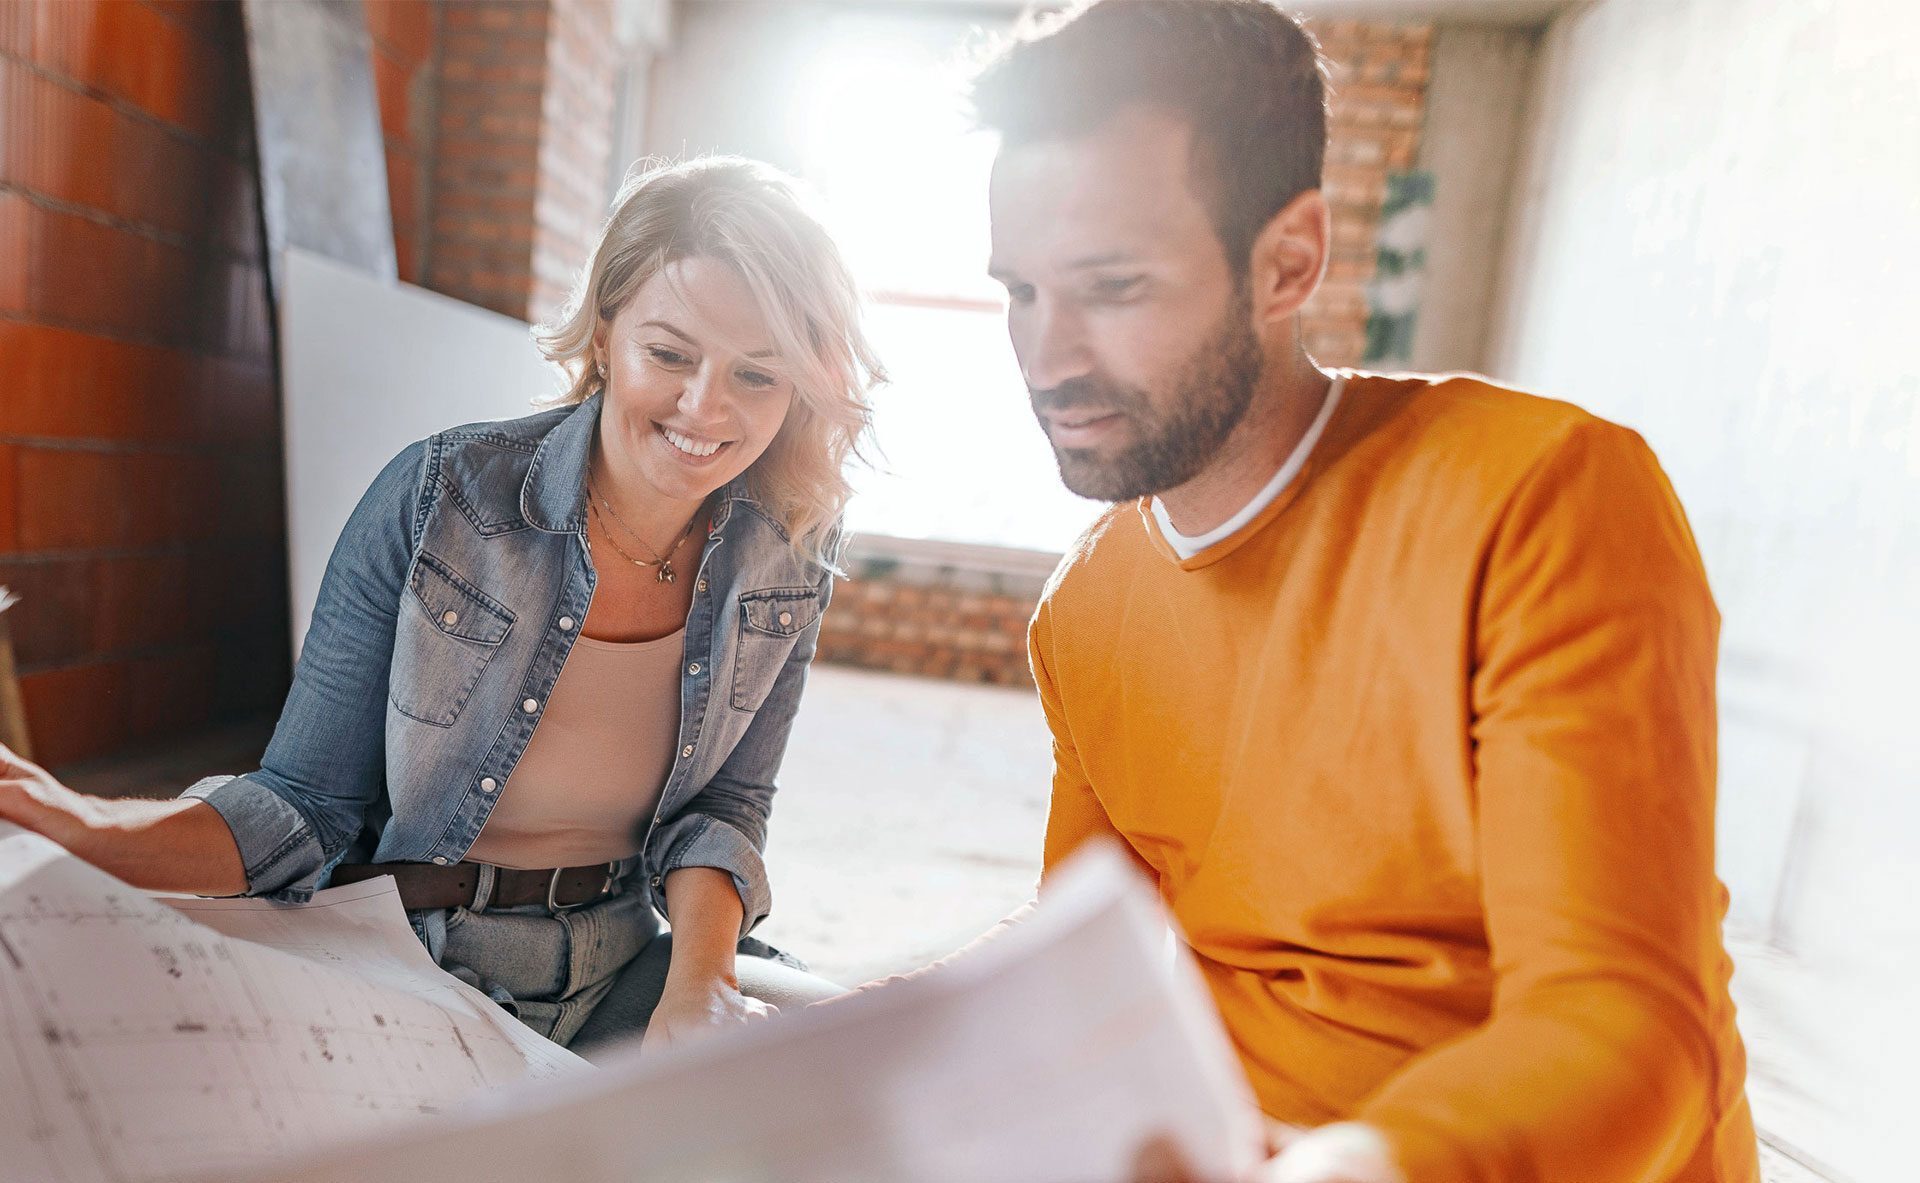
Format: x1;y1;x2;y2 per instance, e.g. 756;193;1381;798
796;11;1102;555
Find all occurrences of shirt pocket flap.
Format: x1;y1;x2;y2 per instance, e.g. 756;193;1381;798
739;587;821;638
408;554;514;645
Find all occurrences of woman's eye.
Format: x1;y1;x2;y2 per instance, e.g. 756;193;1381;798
647;346;691;366
736;369;779;390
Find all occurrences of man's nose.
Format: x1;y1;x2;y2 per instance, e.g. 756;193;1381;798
1018;300;1095;393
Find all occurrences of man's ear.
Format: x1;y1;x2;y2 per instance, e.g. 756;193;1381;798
1246;189;1331;331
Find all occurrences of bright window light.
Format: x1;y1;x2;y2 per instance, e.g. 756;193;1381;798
797;13;1104;555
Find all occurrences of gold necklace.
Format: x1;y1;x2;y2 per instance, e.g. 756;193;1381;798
585;487;701;584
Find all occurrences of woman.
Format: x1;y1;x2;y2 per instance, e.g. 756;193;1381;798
0;157;881;1055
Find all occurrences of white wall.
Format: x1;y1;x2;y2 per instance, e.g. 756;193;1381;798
1410;24;1540;373
1485;2;1920;1177
646;1;833;172
279;250;564;651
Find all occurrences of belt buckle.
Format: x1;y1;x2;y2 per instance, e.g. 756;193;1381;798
547;861;619;912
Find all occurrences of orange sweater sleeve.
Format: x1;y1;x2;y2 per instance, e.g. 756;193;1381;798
1357;419;1729;1182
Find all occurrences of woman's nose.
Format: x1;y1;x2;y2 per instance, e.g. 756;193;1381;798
676;366;731;427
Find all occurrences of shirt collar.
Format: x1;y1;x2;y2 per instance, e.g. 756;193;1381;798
1149;374;1347;561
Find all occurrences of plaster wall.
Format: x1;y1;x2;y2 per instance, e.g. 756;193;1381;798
1486;3;1919;1173
1410;23;1538;373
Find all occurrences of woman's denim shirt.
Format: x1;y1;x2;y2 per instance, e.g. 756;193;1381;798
182;395;831;936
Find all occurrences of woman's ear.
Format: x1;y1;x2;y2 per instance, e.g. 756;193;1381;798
1246;189;1331;332
590;318;610;379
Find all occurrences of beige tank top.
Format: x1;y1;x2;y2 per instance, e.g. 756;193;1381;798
464;629;684;870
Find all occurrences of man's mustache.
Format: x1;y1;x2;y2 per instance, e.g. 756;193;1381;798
1029;376;1142;418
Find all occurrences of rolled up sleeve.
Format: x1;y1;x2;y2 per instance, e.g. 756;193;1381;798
178;442;426;902
179;773;331;901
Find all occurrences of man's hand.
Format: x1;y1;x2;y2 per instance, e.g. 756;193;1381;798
1130;1121;1404;1183
1260;1123;1404;1183
641;975;775;1053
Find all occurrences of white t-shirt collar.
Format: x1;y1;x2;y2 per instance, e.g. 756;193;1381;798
1150;374;1346;560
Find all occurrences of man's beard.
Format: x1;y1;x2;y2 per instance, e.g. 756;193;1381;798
1029;294;1264;503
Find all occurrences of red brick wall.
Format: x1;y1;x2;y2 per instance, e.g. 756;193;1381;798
1303;20;1433;367
367;0;440;286
819;574;1039;690
0;0;284;768
530;0;618;324
429;0;547;318
428;0;615;322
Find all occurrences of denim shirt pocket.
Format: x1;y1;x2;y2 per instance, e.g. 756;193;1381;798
390;552;515;727
729;586;820;712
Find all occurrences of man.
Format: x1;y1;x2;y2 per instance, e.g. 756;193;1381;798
973;2;1758;1180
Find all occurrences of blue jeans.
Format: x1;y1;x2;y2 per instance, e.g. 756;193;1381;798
416;870;839;1052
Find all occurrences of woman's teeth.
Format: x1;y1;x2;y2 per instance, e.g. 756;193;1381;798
661;426;724;458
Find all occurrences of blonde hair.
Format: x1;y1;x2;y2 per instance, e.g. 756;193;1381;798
535;156;883;568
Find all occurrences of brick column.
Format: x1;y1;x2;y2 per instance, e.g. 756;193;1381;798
428;0;616;323
1302;20;1434;368
367;0;440;286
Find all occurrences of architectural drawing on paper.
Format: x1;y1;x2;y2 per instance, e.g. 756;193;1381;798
0;823;580;1183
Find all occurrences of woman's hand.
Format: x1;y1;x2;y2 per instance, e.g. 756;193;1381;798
0;742;248;895
643;866;771;1052
0;742;109;854
642;974;775;1052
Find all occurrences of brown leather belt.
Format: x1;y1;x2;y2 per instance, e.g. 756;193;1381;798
329;860;624;912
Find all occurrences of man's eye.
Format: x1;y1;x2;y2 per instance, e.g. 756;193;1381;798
647;346;691;366
1090;275;1146;300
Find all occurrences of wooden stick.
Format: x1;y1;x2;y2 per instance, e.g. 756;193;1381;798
0;587;32;760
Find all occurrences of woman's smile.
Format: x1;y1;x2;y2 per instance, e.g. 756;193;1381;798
655;422;734;463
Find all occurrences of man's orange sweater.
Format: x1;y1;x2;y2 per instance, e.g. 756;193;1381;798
1030;374;1758;1182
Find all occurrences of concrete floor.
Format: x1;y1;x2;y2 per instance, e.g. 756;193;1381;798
754;665;1052;986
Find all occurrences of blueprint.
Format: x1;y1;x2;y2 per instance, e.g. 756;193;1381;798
0;822;585;1183
1;819;1262;1183
229;841;1266;1183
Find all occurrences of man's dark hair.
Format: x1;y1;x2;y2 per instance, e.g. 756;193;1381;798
971;0;1328;276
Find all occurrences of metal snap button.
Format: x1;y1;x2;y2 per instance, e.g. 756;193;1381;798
688;662;701;675
558;616;575;630
480;777;498;793
778;611;793;627
680;744;694;758
431;856;449;866
522;698;539;713
442;610;459;626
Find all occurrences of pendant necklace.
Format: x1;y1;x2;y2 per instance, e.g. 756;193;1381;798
586;485;701;584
